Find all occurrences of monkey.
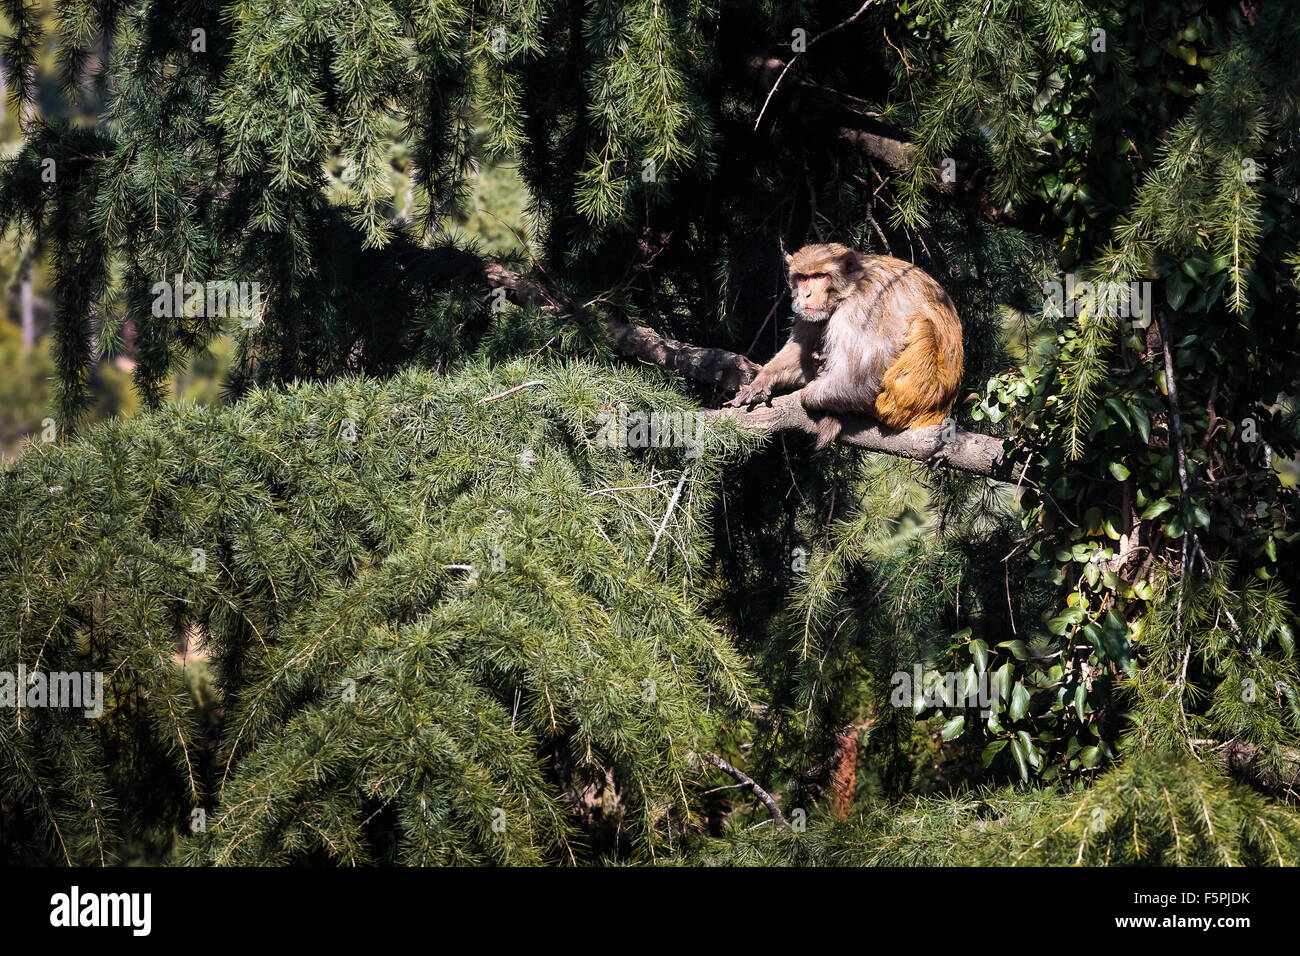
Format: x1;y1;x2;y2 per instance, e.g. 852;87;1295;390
729;243;963;450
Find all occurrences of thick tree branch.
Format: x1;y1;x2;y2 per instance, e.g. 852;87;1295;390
713;393;1029;482
467;256;1030;481
475;255;762;392
607;319;761;392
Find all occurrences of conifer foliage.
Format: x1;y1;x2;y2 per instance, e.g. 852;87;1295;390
0;362;754;863
3;0;1300;866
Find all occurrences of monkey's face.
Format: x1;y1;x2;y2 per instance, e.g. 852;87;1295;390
790;272;835;321
786;243;857;322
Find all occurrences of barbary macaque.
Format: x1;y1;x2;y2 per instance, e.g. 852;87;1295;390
730;243;964;449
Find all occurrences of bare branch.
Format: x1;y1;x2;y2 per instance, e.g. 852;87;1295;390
703;753;790;830
753;1;882;132
646;467;690;566
478;380;546;404
713;394;1030;482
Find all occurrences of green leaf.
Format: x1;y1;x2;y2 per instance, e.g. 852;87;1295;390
981;739;1008;768
1278;623;1295;658
1009;737;1030;782
1166;272;1191;310
1079;745;1102;769
1018;731;1041;769
940;715;966;741
1140;499;1173;520
994;662;1013;705
1104;398;1131;429
1047;614;1074;635
1010;682;1031;721
970;638;988;675
998;639;1029;660
961;664;978;700
1131;405;1151;444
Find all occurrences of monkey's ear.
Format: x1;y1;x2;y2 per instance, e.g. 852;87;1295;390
837;250;862;277
783;252;793;268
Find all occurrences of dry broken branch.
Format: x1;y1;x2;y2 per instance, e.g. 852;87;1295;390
703;753;790;830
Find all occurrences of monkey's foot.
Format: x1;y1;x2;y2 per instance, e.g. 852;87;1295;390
923;445;950;470
812;413;843;450
729;380;773;408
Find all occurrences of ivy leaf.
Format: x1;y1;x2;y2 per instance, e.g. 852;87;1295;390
1278;623;1295;658
1141;499;1173;520
1131;404;1151;444
1104;397;1131;429
1010;682;1031;720
1009;737;1030;781
941;715;966;741
1166;272;1192;310
994;662;1013;705
998;639;1030;660
1018;731;1042;769
981;739;1008;768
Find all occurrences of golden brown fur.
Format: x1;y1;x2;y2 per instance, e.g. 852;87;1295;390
730;243;964;448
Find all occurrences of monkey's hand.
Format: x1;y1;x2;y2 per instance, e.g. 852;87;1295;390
729;377;774;408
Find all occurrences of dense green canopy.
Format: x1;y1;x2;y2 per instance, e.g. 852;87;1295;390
2;0;1300;865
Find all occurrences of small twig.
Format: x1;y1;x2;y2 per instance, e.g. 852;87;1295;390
1158;310;1209;631
703;753;789;830
477;380;545;404
752;0;879;131
645;467;690;565
744;295;787;357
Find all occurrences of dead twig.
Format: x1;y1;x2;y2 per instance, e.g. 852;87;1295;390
703;753;790;830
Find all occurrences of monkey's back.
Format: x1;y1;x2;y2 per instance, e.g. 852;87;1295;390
853;255;964;431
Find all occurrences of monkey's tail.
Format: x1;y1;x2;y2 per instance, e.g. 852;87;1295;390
813;413;843;450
